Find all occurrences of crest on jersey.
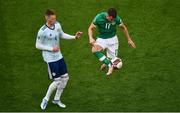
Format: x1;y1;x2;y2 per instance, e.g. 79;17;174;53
112;22;116;25
48;33;53;39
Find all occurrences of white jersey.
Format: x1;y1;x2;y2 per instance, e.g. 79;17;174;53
36;21;75;63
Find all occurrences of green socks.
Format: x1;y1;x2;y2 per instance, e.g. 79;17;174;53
94;51;111;67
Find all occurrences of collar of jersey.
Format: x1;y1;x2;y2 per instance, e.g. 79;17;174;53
45;23;55;30
104;12;116;22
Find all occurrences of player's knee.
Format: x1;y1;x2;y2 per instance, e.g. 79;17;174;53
62;73;69;79
52;80;61;88
61;74;69;89
63;75;69;82
92;46;98;53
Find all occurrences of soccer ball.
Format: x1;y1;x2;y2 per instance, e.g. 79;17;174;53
111;57;123;69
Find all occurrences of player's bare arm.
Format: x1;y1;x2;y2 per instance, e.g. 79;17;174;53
120;23;136;48
88;23;96;45
88;23;103;52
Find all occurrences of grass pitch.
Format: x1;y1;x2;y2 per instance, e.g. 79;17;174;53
0;0;180;111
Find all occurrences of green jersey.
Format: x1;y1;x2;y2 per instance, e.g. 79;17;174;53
93;12;122;39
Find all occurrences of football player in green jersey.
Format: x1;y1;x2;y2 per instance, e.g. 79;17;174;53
88;8;136;76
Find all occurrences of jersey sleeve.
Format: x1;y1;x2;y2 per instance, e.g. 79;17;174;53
35;30;53;51
56;22;63;37
57;22;75;39
116;16;123;25
36;30;44;43
92;14;101;26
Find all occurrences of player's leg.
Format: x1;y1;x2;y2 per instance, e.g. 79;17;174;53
52;58;69;108
41;80;59;110
92;38;111;67
107;44;119;60
53;74;69;108
100;36;119;72
40;61;61;110
92;38;113;75
105;36;119;76
107;36;119;62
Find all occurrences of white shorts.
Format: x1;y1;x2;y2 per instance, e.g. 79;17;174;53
95;35;119;59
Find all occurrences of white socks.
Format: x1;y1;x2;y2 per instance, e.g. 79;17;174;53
54;84;64;101
44;81;59;101
44;75;69;102
54;74;69;101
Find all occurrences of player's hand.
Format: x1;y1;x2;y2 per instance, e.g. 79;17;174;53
52;45;60;52
128;39;136;48
75;31;83;39
89;38;95;46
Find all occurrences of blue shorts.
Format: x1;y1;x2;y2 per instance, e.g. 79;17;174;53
47;58;68;80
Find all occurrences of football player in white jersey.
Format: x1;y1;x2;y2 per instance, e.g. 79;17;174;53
35;9;82;110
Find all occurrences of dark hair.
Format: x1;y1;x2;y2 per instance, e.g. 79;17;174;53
45;9;55;16
107;8;117;18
